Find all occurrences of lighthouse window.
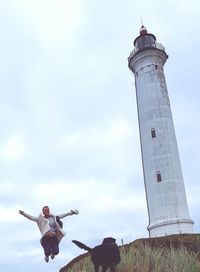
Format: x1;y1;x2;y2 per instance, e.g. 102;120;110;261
151;128;156;138
156;172;162;182
155;65;158;70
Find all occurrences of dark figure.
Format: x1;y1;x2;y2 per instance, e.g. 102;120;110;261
19;206;78;262
72;237;121;272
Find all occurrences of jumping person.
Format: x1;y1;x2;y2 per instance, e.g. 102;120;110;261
19;206;78;263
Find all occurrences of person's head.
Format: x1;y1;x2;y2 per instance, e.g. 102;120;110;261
42;206;50;217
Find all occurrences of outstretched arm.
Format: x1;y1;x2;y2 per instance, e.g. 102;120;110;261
58;210;79;219
19;210;38;222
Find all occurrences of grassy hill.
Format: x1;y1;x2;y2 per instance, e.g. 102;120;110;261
60;234;200;272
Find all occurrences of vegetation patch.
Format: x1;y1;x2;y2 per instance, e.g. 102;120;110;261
60;234;200;272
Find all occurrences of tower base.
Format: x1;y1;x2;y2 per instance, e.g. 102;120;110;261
148;219;194;237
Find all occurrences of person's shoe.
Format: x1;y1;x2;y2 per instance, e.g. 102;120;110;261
45;256;49;262
51;254;55;260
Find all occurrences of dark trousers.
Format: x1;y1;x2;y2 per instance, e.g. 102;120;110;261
41;234;59;257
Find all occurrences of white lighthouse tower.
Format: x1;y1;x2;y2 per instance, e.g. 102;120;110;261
128;25;194;237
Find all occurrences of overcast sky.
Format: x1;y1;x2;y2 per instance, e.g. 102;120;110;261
1;1;200;272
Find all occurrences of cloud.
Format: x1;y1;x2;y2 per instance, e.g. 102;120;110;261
16;248;42;258
60;118;133;150
0;133;26;161
2;0;84;48
0;204;22;222
33;177;146;211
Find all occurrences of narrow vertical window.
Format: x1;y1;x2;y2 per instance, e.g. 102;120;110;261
151;128;156;138
155;65;158;70
156;171;162;182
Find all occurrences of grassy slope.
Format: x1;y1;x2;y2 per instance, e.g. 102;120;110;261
60;234;200;272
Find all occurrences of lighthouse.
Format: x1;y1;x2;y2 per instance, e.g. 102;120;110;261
128;25;194;237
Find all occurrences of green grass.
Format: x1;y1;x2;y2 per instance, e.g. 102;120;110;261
118;243;200;272
60;234;200;272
